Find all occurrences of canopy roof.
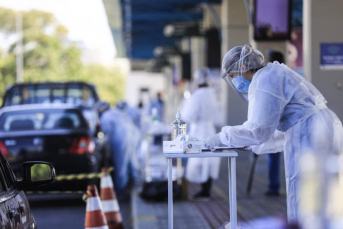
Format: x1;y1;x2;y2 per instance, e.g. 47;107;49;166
103;0;303;60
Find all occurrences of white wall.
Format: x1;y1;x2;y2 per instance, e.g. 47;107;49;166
125;71;167;108
304;0;343;120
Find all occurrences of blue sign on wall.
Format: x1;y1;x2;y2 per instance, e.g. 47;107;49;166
321;43;343;70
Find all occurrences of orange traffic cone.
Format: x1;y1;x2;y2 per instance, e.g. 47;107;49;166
100;168;124;229
85;185;109;229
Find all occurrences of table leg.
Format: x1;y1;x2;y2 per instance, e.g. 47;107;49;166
229;157;237;229
168;158;173;229
145;136;151;182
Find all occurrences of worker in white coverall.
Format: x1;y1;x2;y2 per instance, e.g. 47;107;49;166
204;44;343;222
181;68;224;199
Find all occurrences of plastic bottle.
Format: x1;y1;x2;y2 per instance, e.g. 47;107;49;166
171;111;186;140
171;111;187;188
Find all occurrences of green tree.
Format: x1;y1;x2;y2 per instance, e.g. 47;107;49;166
0;8;83;84
0;7;125;105
82;64;126;106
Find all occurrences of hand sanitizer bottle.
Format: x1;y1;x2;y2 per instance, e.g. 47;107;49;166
171;111;186;140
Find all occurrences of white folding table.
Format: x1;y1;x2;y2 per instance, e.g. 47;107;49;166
165;148;245;229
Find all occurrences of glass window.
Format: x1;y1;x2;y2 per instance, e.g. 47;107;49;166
52;88;65;104
35;86;50;104
0;153;14;190
5;84;98;107
9;88;21;105
66;86;96;106
0;109;87;131
0;171;6;192
66;87;83;105
22;86;36;104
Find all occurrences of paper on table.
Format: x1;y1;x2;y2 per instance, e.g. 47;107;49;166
201;146;248;151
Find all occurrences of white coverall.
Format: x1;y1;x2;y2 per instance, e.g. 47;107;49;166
219;62;343;221
181;87;223;183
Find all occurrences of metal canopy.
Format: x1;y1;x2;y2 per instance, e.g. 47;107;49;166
119;0;221;59
103;0;303;60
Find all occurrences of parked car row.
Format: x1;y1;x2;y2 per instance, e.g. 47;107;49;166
0;81;112;228
0;82;111;191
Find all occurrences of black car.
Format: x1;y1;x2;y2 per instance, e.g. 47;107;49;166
0;104;102;191
1;82;110;167
0;149;55;228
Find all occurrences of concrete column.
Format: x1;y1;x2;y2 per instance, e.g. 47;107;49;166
164;61;179;123
221;0;249;125
204;4;221;29
180;38;190;53
190;37;205;73
303;0;343;120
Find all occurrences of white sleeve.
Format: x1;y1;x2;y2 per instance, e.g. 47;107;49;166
179;96;199;123
219;88;287;148
250;130;285;154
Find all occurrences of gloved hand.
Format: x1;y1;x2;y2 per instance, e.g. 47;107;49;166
204;133;222;151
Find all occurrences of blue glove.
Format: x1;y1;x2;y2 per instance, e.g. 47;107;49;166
204;133;222;151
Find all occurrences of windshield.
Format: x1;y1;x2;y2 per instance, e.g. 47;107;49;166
4;84;98;107
0;109;87;131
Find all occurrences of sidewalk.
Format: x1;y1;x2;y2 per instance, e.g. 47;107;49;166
131;152;287;228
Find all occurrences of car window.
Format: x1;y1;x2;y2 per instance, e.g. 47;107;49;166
66;86;96;106
0;152;15;190
4;83;98;107
52;88;65;104
0;169;7;192
8;87;21;105
0;109;87;131
7;86;49;105
36;86;50;104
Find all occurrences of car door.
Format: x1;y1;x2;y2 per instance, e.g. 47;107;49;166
0;152;33;229
0;156;21;228
0;166;11;228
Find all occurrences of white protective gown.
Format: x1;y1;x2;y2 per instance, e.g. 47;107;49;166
181;87;223;183
219;63;343;221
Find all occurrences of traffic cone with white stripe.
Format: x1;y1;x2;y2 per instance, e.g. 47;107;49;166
85;185;109;229
100;168;123;229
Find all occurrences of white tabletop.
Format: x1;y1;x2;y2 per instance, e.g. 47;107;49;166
165;147;249;158
165;152;238;158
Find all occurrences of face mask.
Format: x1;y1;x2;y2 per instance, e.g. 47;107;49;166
231;75;251;93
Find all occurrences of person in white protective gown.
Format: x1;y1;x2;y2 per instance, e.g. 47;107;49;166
204;44;343;222
180;68;224;199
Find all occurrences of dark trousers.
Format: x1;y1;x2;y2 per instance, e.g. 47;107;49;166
201;178;212;195
267;152;281;193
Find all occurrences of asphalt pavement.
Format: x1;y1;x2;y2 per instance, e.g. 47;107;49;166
28;194;86;228
131;152;287;228
26;151;286;229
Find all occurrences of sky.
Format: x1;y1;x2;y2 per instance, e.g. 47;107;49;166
0;0;117;65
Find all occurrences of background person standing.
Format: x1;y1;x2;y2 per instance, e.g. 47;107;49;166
180;68;224;199
264;50;285;197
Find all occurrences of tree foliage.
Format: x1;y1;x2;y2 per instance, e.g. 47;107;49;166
81;64;126;106
0;7;125;105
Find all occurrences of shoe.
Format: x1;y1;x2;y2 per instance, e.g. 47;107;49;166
191;191;210;201
264;191;280;197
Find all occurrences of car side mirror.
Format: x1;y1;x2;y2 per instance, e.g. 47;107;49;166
18;161;56;190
